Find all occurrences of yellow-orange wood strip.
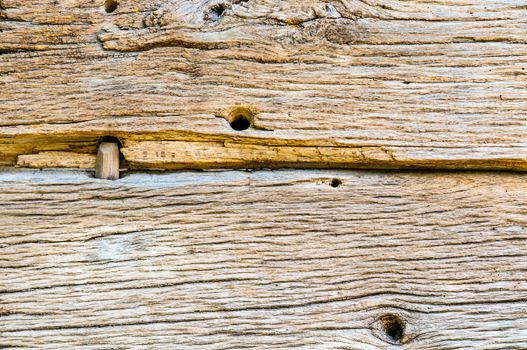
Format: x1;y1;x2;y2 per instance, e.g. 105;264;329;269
121;140;527;171
16;151;96;169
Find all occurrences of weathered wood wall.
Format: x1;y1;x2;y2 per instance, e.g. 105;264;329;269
2;0;527;348
2;170;527;349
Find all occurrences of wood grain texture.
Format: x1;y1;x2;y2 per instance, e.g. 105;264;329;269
121;140;527;171
2;169;527;349
16;151;96;169
1;0;527;170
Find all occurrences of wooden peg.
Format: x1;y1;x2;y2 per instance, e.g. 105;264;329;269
95;142;120;180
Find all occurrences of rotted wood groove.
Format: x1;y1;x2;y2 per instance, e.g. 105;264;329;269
1;169;527;348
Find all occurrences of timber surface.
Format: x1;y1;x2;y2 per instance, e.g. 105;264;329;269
1;169;527;349
1;0;527;170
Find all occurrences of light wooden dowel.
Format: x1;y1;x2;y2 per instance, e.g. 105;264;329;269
95;142;120;180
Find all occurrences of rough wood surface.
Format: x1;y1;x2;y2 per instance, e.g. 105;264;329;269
2;169;527;349
1;0;527;170
16;151;96;169
121;140;527;171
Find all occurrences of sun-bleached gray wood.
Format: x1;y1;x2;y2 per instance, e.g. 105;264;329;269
1;169;527;349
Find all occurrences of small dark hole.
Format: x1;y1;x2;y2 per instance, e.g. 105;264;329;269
100;136;122;148
99;135;125;167
230;116;251;131
105;0;118;13
205;3;227;21
381;314;404;343
226;107;254;131
330;178;342;188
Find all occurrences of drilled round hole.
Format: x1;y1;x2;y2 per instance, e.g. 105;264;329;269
105;0;118;13
227;107;254;131
230;116;251;131
380;314;404;344
330;178;342;188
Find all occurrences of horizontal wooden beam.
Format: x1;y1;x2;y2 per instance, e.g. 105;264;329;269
2;169;527;348
1;0;527;170
121;140;527;171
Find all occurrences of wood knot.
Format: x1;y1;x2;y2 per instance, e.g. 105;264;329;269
380;314;405;343
372;313;409;345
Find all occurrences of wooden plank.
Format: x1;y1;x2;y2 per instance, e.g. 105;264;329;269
1;169;527;348
121;140;527;171
1;0;527;169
